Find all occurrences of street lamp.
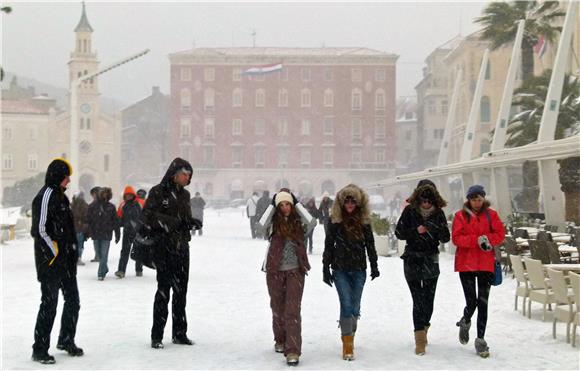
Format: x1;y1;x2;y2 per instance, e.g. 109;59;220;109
69;49;150;193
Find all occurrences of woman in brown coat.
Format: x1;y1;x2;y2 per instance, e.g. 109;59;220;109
261;188;312;366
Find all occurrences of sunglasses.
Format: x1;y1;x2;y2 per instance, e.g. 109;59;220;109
344;198;357;205
420;198;433;204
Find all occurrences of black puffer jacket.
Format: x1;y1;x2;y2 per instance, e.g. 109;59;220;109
120;199;142;238
395;185;450;281
30;159;77;281
323;223;378;272
142;158;194;251
87;200;120;241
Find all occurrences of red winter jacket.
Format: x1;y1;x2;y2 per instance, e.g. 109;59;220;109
452;207;505;273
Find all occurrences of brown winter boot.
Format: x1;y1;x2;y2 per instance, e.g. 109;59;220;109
424;325;430;345
341;335;355;361
414;330;427;355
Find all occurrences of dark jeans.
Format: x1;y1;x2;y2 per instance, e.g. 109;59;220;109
306;229;314;253
333;270;366;319
118;233;143;273
94;240;110;278
151;249;190;341
406;277;438;332
459;271;493;339
250;216;258;238
266;269;305;356
76;233;85;260
33;275;80;354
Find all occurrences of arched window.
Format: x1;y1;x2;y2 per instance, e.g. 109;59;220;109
485;61;491;80
323;89;334;107
204;88;215;110
278;89;288;107
180;88;191;111
232;88;242;107
80;118;85;130
351;88;362;110
255;89;265;107
301;89;311;107
480;96;491;122
375;89;386;109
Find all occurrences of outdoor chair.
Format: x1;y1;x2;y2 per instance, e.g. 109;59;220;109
529;240;551;264
547;269;575;343
569;272;580;347
504;237;520;275
510;254;530;316
514;229;531;239
537;231;553;242
524;257;555;321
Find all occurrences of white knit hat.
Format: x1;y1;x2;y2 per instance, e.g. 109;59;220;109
274;191;293;207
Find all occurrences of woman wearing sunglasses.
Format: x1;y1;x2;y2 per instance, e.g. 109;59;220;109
395;179;449;356
322;184;379;361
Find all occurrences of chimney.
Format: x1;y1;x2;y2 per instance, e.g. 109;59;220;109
152;86;160;95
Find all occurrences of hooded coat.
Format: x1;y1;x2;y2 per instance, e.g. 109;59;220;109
323;184;378;272
71;193;89;235
86;187;120;241
117;186;142;238
30;159;77;281
142;158;194;254
395;184;450;281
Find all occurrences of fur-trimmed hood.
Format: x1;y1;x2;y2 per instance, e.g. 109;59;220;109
330;184;371;224
407;184;447;210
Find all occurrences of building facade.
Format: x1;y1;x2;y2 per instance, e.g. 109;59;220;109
395;96;419;172
168;47;398;199
121;86;171;187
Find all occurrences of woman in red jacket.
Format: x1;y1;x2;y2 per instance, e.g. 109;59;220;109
452;185;504;358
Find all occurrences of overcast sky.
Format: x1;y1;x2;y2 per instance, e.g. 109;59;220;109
2;1;486;105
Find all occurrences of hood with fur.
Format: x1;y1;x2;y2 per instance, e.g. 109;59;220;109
407;184;447;210
330;184;371;224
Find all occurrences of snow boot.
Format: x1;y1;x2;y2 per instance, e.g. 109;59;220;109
172;335;194;345
286;353;299;366
414;330;427;355
151;340;164;349
136;271;143;277
474;338;490;358
31;352;56;364
57;343;84;356
341;335;355;361
424;324;430;345
456;317;471;345
274;342;285;353
114;271;125;279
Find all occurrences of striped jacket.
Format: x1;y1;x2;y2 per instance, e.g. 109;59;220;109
31;184;77;281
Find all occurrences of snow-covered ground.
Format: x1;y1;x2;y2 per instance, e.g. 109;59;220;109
2;208;578;370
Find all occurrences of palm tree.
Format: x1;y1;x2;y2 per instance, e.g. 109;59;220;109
0;5;11;81
476;1;565;80
506;70;580;222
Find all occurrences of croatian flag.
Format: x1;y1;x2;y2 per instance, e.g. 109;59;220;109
534;36;546;58
241;63;283;76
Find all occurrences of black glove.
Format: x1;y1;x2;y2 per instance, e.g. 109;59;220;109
371;267;380;281
192;218;203;230
323;266;334;287
115;235;120;244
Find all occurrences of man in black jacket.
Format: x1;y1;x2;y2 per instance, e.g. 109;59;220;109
30;158;83;364
115;186;143;278
143;158;202;349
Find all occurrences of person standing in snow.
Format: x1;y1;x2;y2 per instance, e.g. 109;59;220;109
395;179;449;356
318;192;333;235
30;158;83;364
88;186;100;262
255;190;271;239
452;185;505;358
86;187;120;281
259;188;313;366
143;158;202;349
71;191;89;266
246;192;260;238
190;192;206;236
115;186;143;278
136;189;147;208
322;184;379;361
303;197;319;254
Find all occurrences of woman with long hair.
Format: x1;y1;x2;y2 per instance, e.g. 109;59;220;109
452;185;504;358
322;184;379;361
395;179;449;355
261;189;312;366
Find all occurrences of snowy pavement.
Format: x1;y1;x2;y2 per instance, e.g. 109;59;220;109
1;208;579;370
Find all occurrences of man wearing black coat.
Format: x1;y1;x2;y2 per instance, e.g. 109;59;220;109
143;158;202;349
115;186;143;278
30;158;83;364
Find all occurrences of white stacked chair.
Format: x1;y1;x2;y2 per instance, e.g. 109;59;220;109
510;254;530;316
569;272;580;347
524;258;555;321
546;269;575;343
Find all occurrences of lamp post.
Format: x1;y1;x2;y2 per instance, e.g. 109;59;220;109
69;49;150;193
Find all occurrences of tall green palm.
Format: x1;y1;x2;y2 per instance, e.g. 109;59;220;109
476;1;565;81
507;70;580;222
0;5;11;81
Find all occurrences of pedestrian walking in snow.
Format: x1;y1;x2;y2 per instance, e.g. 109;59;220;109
452;185;505;358
318;192;333;235
88;186;100;262
190;192;206;236
303;197;319;254
86;187;120;280
30;158;83;364
246;192;260;238
115;186;143;278
395;179;450;355
143;158;201;349
322;184;379;361
255;190;271;239
136;189;147;208
259;188;313;366
71;191;89;266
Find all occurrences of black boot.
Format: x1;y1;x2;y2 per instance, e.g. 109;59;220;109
57;343;84;356
151;340;164;349
31;352;56;364
172;335;194;345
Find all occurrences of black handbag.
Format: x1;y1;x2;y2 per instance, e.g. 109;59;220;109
130;224;158;270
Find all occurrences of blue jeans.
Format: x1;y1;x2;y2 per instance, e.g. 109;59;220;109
94;240;111;278
76;233;85;260
333;270;367;319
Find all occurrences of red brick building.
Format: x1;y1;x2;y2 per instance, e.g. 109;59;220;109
168;47;398;199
